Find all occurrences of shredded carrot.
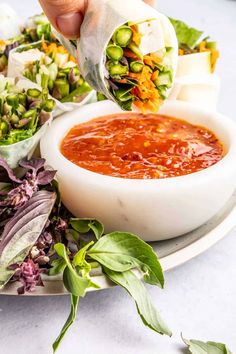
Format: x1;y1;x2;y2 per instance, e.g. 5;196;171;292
130;64;161;113
131;25;142;46
210;48;220;72
0;39;6;46
198;41;220;72
117;79;128;84
41;39;76;63
123;48;138;59
178;48;184;56
151;70;159;81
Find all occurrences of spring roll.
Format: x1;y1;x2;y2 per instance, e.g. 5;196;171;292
7;41;95;117
168;18;220;109
0;76;55;168
57;0;178;112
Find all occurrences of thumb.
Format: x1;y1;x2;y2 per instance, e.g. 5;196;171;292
39;0;87;39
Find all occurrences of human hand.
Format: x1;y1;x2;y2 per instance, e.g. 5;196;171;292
39;0;157;39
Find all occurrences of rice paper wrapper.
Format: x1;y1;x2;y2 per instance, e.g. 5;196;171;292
7;42;96;117
75;0;178;108
168;74;220;110
56;0;178;109
7;42;44;79
0;78;53;169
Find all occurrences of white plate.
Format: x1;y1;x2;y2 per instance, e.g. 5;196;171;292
1;191;236;296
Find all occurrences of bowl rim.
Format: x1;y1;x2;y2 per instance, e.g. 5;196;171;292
40;100;236;188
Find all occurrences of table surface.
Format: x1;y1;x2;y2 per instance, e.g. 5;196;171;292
1;0;236;353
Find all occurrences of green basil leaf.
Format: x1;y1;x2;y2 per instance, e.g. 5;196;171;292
183;337;233;354
66;229;80;243
49;258;67;276
73;241;94;267
70;218;104;239
88;232;164;287
169;18;203;49
53;295;79;353
54;243;70;265
63;266;90;297
54;243;91;296
104;268;171;336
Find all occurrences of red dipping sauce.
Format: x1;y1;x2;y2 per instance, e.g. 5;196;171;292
60;113;224;179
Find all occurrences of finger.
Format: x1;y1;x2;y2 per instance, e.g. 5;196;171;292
39;0;87;38
144;0;157;6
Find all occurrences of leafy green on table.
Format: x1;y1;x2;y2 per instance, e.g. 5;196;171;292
183;336;233;354
52;230;170;352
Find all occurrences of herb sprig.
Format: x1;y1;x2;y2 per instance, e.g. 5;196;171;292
52;225;171;351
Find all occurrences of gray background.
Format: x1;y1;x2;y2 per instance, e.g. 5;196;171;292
1;0;236;353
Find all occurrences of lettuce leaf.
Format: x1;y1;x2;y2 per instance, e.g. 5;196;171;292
169;18;203;49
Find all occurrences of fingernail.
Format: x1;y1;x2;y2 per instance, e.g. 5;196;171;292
56;12;83;38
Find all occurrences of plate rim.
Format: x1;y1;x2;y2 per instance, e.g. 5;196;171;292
1;196;236;296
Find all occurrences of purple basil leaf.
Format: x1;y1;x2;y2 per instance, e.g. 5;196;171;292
0;190;56;289
0;158;22;184
0;190;54;252
37;170;57;185
19;158;46;173
13;259;44;294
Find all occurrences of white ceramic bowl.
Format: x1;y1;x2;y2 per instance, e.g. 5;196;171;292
40;100;236;241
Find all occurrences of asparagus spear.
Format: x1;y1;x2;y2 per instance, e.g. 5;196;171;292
106;45;123;61
0;78;55;145
113;26;133;47
130;61;144;73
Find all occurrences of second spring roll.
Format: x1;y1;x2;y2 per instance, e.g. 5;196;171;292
169;18;220;77
58;0;178;112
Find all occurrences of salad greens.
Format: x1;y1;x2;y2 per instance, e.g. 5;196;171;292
183;337;233;354
0;157;171;352
0;76;55;145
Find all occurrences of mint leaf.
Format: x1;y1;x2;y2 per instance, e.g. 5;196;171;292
53;295;79;353
70;218;104;240
88;232;164;287
183;337;233;354
169;18;203;49
104;268;171;336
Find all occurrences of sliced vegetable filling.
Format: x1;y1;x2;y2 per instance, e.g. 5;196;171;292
0;77;55;145
21;40;92;103
105;22;174;112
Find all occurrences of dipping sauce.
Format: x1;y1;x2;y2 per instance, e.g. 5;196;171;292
61;113;224;179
